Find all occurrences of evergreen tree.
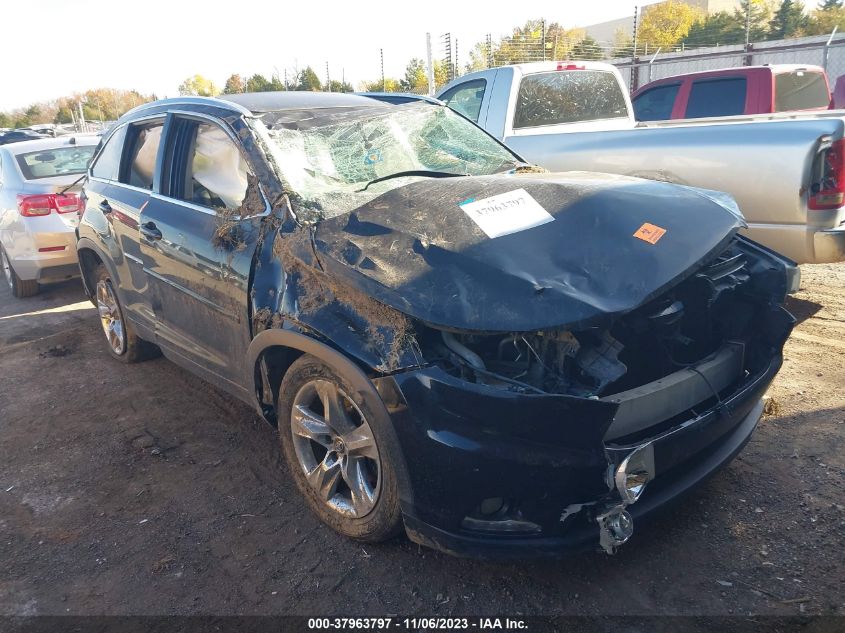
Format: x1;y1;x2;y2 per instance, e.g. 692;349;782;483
769;0;809;38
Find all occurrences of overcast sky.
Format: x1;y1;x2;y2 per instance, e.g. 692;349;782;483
1;0;659;110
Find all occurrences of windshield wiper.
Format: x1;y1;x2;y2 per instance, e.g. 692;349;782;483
58;173;87;196
358;170;466;192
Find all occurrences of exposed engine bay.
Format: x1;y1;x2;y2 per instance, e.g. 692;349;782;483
422;242;776;399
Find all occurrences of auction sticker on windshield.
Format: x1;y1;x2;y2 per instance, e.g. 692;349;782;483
459;189;554;239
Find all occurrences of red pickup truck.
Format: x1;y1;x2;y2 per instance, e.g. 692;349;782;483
632;64;831;121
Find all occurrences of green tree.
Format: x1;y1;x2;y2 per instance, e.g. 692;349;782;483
0;112;12;128
610;29;635;58
400;58;428;92
223;74;245;94
245;74;271;92
268;75;285;91
806;3;845;33
638;0;704;49
684;11;745;46
178;74;219;97
570;36;604;60
769;0;809;38
735;0;778;42
819;0;843;9
295;66;322;91
327;79;353;92
491;20;585;65
360;77;401;92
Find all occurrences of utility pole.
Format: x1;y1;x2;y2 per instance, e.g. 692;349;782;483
486;33;493;68
442;33;453;82
426;33;436;95
631;6;639;93
745;0;751;47
542;19;546;62
455;39;459;78
632;6;639;58
380;48;385;92
326;62;330;92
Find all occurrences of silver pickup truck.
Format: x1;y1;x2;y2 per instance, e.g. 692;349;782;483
438;62;845;264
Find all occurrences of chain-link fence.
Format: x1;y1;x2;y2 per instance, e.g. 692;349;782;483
612;33;845;93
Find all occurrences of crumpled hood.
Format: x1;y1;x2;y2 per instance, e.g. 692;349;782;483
309;172;745;332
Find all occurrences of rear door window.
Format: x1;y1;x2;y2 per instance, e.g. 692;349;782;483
513;70;629;129
775;70;830;111
121;120;164;190
90;126;127;181
439;79;487;123
633;83;680;121
685;78;747;118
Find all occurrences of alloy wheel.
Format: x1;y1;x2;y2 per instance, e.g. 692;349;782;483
96;279;126;355
290;379;381;518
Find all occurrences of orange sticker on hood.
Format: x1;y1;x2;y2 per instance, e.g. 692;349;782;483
633;223;666;244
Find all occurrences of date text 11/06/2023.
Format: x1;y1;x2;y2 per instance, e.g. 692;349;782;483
307;617;528;630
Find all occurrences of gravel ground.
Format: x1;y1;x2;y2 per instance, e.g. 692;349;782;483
0;266;843;617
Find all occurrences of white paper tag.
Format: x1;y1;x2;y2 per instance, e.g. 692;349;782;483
459;189;554;239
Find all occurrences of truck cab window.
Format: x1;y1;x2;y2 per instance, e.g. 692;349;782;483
685;78;747;118
513;71;629;129
440;79;487;123
633;84;680;121
775;71;830;111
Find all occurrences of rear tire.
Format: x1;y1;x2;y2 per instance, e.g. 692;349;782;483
1;246;39;298
93;264;158;363
277;354;403;543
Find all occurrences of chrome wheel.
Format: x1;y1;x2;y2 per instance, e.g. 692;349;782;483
96;279;125;355
1;249;12;290
290;379;381;518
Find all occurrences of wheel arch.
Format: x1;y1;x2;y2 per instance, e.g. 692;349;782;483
247;328;378;419
76;238;109;302
246;328;414;506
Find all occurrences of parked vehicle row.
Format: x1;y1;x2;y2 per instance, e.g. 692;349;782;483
437;61;845;265
632;64;831;121
68;93;795;557
0;135;98;297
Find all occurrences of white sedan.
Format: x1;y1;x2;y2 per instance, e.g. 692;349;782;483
0;135;98;297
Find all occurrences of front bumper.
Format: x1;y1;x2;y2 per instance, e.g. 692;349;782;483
380;349;782;559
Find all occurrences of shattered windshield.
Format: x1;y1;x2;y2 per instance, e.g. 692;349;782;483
259;103;520;221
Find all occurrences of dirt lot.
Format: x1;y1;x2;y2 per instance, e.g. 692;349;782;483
0;265;843;618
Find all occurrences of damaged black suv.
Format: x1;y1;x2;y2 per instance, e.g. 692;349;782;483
77;92;795;557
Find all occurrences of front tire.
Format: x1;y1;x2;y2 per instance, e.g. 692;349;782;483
277;354;403;542
93;264;158;363
1;245;39;298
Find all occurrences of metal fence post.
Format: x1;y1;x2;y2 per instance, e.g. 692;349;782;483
825;26;839;72
648;48;661;84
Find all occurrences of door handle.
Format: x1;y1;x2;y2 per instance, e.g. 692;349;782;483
140;221;162;241
98;200;112;214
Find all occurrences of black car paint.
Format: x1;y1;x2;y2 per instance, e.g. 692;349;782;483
77;95;794;557
308;175;745;333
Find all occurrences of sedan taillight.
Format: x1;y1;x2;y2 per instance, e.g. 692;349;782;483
17;193;82;217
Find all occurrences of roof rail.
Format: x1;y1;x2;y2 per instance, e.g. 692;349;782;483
121;96;252;120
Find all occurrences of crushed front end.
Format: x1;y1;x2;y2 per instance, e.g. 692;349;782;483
371;237;793;557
